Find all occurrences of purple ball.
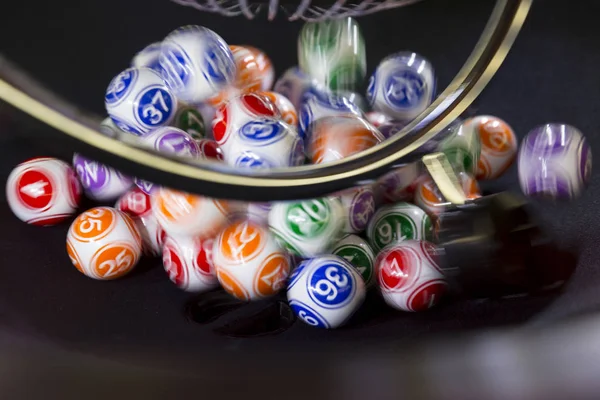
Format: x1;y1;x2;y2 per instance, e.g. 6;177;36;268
72;153;132;201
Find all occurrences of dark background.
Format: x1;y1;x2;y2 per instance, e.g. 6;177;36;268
1;0;600;397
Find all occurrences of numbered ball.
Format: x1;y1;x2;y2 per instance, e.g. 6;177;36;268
437;119;482;175
367;52;436;122
138;126;201;159
131;42;162;72
134;178;159;196
338;185;376;234
378;120;410;140
287;255;366;329
365;111;391;128
159;25;235;103
174;103;207;140
213;220;291;301
73;154;132;202
163;235;218;292
105;67;177;135
376;240;447;312
273;67;313;111
261;91;298;127
367;202;433;253
269;197;344;258
332;234;376;287
414;172;481;218
197;139;224;161
151;187;232;238
116;187;166;256
67;207;143;280
375;162;421;204
518;124;592;200
6;157;81;226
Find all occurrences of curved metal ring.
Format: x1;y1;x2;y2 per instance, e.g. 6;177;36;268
0;0;530;201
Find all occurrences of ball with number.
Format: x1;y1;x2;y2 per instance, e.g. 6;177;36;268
116;187;166;256
197;139;224;161
367;202;433;253
163;235;218;292
367;52;436;122
73;154;132;202
159;25;235;103
376;240;447;312
174;103;207;140
273;67;313;111
260;91;298;127
414;172;481;218
337;185;376;234
375;162;421;205
138;126;200;159
67;207;143;280
105;67;176;135
518;123;592;200
287;255;365;329
268;197;344;258
6;157;81;226
332;234;376;287
131;42;162;72
213;220;291;301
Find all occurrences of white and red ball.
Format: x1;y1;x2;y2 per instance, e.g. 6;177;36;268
163;235;218;292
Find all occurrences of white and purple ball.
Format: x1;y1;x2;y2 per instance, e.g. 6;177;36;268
338;185;376;234
73;154;132;202
131;42;162;72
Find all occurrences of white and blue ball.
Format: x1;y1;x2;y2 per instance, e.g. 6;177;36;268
131;42;162;72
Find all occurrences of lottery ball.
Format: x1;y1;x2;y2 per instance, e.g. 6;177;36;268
163;235;218;292
66;207;143;280
287;255;366;329
338;91;369;113
116;187;166;256
375;162;421;204
367;202;433;253
269;197;344;258
273;67;313;111
197;103;217;139
308;115;384;164
518;124;592;200
151;187;232;238
376;240;447;312
174;103;207;140
367;52;435;122
377;120;410;140
260;91;298;127
213;220;291;301
7;157;81;226
138;126;200;159
105;67;177;135
298;18;366;92
73;154;132;202
197;139;224;161
332;234;376;288
131;42;162;72
414;172;481;218
365;111;391;128
159;25;235;103
437;119;482;175
338;185;376;234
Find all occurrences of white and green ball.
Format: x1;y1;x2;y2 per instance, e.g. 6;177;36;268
332;234;376;288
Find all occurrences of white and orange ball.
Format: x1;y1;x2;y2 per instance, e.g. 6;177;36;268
162;235;218;292
66;207;143;280
260;91;298;127
461;115;518;180
414;172;481;218
6;157;81;226
213;220;292;301
308;115;384;164
376;240;447;312
151;187;232;238
116;187;166;256
73;154;132;202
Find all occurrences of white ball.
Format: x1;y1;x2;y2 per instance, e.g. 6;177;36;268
6;157;81;226
66;207;143;280
163;235;218;293
159;25;235;103
132;42;162;72
213;220;292;301
73;154;132;202
287;255;366;329
105;67;177;135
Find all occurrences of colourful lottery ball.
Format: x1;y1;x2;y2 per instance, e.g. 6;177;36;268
375;162;421;205
173;103;207;140
437;119;482;175
414;173;481;218
332;234;376;287
261;91;298;127
163;235;218;293
268;197;344;258
213;220;292;301
376;240;447;312
131;42;162;72
197;139;224;161
367;202;433;253
73;154;132;202
6;157;81;226
308;115;384;164
287;255;366;329
116;187;166;256
159;25;235;103
518;124;592;200
367;52;436;122
66;207;143;280
105;67;177;135
273;67;313;111
365;111;391;128
338;185;376;234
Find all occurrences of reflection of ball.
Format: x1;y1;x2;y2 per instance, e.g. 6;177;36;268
73;154;132;202
367;202;432;253
338;185;376;234
375;240;447;312
67;207;142;280
287;255;365;329
105;67;176;135
163;235;218;293
518;124;592;200
138;126;200;158
213;220;291;301
332;234;376;288
268;197;344;258
367;52;435;122
6;157;81;226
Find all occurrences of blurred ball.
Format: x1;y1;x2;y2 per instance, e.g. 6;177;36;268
73;154;132;202
197;139;224;161
518;123;592;200
6;157;81;226
338;185;376;234
287;255;365;329
365;111;391;128
332;234;376;287
414;172;480;218
174;103;207;140
261;91;298;126
377;120;409;140
438;118;482;175
375;162;421;204
99;117;124;138
131;42;162;72
163;235;218;292
273;67;313;111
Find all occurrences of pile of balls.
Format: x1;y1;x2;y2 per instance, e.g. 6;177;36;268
6;19;592;329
